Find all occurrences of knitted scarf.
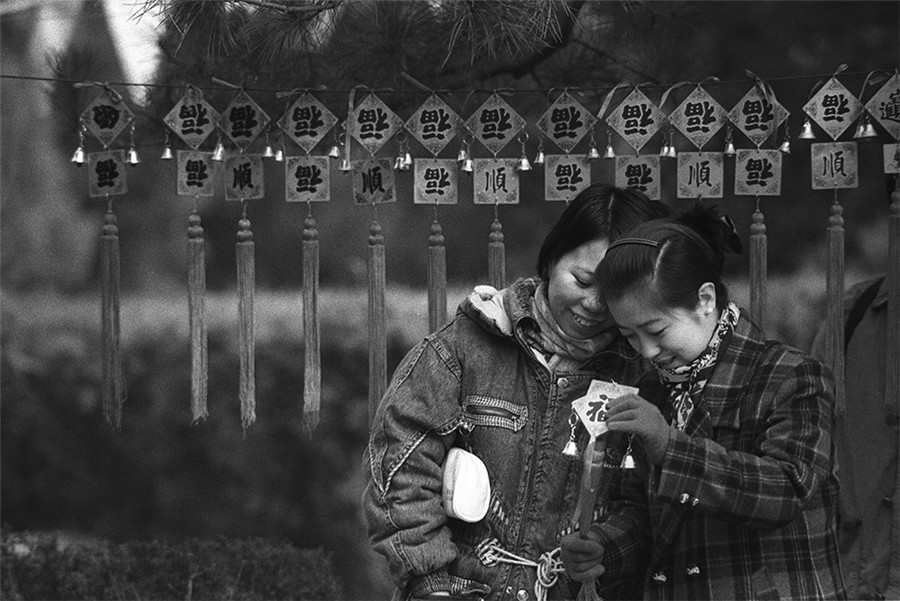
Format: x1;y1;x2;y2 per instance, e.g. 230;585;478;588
528;282;617;371
655;302;739;431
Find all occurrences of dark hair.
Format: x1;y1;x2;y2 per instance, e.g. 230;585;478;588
536;183;668;280
596;203;742;311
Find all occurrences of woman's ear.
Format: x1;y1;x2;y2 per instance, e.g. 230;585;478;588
697;282;717;315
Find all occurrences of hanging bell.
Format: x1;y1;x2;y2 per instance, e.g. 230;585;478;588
603;143;615;159
461;157;474;172
659;143;670;158
533;148;545;165
328;144;341;158
724;140;736;156
393;156;406;171
212;139;226;162
339;158;353;172
666;145;678;159
263;143;275;159
457;147;469;162
853;120;866;139
561;440;578;457
798;118;815;140
587;145;601;160
861;120;878;138
778;138;791;154
517;155;532;171
622;452;636;469
160;143;174;160
274;147;284;162
71;145;86;166
403;151;413;169
127;146;141;165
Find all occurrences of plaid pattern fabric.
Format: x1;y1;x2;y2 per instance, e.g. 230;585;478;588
594;310;847;600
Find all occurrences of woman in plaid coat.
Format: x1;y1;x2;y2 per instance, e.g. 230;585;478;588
561;205;846;600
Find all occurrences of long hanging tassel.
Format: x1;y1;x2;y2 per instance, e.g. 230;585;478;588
427;217;447;333
488;208;506;290
825;195;845;416
100;204;124;429
188;209;208;424
368;219;386;426
302;212;321;434
236;213;256;432
749;202;768;331
575;435;607;601
887;184;900;599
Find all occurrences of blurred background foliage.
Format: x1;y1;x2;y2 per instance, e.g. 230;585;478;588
1;1;898;599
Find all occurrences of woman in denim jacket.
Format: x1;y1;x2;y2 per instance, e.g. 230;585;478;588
364;183;666;601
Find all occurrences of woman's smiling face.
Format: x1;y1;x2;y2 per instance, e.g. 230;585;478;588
607;281;719;368
546;238;615;339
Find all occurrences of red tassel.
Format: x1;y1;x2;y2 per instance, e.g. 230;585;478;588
302;214;321;434
188;211;208;424
237;216;256;432
749;207;767;331
488;216;505;290
368;220;386;426
427;219;447;333
100;208;124;429
825;198;845;416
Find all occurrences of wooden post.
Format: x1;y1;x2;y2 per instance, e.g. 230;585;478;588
368;219;387;425
427;218;447;333
749;204;767;331
825;197;845;415
302;212;321;433
887;186;900;597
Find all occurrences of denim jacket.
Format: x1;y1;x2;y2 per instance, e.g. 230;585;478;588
363;278;649;601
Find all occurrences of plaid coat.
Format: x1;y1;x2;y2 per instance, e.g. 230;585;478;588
594;310;846;600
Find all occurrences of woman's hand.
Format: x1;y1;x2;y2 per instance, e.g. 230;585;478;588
560;529;606;582
605;394;671;465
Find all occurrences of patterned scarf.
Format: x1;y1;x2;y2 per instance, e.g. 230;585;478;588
655;302;739;431
527;282;617;370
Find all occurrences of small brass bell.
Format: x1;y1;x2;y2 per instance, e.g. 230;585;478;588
517;156;532;171
71;145;86;166
798;118;815;140
533;149;545;165
587;145;601;160
339;158;353;172
160;144;174;160
659;143;670;158
778;138;791;154
461;158;474;172
562;440;578;457
666;145;677;159
327;144;341;158
127;146;141;165
212;140;226;162
603;143;615;159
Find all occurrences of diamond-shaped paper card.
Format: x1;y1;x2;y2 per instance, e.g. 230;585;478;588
572;380;638;439
803;77;862;141
735;149;782;196
537;92;596;154
884;143;900;174
677;151;724;198
615;155;661;201
544;155;590;202
414;158;458;204
88;150;127;196
81;92;134;149
278;93;337;154
224;154;265;201
219;91;270;152
406;95;461;157
728;85;789;147
176;150;215;197
465;93;526;156
165;88;220;150
605;87;663;153
866;72;900;141
350;94;403;156
353;158;396;205
811;142;858;190
285;156;330;203
473;158;519;204
670;86;728;150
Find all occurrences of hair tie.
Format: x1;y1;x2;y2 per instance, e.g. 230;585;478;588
608;237;659;251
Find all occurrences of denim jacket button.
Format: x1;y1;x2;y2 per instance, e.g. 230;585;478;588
557;377;569;388
516;589;529;601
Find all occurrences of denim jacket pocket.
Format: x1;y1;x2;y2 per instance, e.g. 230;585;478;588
463;396;527;432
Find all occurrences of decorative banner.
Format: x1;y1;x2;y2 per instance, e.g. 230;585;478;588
353;158;396;204
884;143;900;173
615;155;661;200
473;158;519;204
278;92;337;154
866;71;900;140
605;87;663;153
413;158;458;204
350;94;403;156
729;85;789;147
406;95;460;156
811;142;858;189
220;91;270;152
224;154;265;200
165;87;220;150
465;93;526;156
544;155;590;201
81;91;134;149
177;150;215;197
677;151;724;198
285;156;330;202
803;77;862;140
670;85;728;149
537;91;596;154
88;150;127;196
735;149;783;196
